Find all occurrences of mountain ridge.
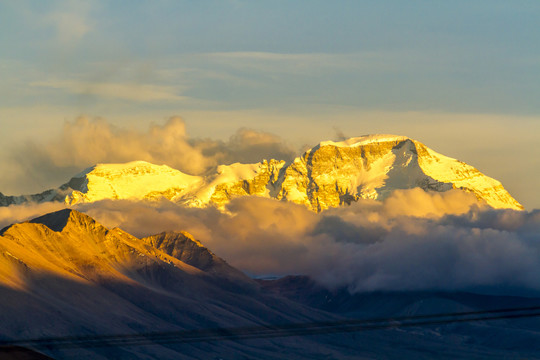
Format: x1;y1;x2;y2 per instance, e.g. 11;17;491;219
0;209;355;359
0;135;523;211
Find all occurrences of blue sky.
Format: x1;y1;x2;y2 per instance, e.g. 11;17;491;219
0;0;539;208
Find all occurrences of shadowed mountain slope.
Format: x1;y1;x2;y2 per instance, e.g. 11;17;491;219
1;210;540;358
0;209;349;359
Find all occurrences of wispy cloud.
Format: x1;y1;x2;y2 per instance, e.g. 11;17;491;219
31;80;188;102
200;51;386;74
44;10;92;45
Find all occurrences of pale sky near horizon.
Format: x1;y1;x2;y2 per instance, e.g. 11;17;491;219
0;1;539;208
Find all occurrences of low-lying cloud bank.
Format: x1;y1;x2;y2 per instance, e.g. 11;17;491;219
0;202;67;232
2;117;296;194
1;189;538;295
77;189;540;295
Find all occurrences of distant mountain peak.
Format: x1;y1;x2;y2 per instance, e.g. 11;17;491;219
284;135;522;211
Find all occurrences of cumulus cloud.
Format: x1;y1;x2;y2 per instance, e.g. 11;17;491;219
65;189;540;295
4;117;296;194
75;197;322;275
0;202;67;231
193;127;296;165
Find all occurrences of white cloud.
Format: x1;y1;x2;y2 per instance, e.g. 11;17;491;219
64;192;540;295
0;202;67;230
0;117;296;194
45;11;91;45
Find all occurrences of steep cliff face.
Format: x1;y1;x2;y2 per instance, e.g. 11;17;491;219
0;135;523;211
273;138;410;211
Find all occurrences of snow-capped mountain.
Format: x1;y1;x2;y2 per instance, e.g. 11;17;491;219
272;135;523;211
0;135;523;211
